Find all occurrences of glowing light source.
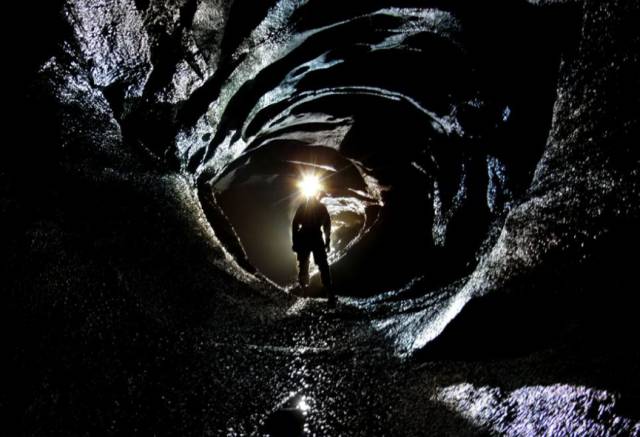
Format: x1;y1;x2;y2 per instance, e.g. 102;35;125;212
297;173;323;198
297;396;311;412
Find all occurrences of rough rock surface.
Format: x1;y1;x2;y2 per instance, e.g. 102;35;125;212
2;0;638;435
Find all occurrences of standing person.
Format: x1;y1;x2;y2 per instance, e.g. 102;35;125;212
292;188;334;307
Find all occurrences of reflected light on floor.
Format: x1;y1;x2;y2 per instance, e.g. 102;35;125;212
297;395;311;413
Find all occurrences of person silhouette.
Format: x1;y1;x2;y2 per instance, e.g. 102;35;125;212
291;190;334;306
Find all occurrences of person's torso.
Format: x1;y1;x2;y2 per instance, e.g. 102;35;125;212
297;201;327;236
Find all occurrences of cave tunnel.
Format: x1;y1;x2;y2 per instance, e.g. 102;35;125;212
201;2;566;297
3;0;639;435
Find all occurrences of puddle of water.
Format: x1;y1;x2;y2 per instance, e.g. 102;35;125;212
261;393;312;436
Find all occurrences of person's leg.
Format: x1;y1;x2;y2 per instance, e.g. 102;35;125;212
312;247;334;305
297;249;311;289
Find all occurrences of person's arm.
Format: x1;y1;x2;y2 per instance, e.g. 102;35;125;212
322;208;331;252
292;208;301;250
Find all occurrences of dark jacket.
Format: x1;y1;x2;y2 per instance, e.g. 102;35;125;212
292;198;331;251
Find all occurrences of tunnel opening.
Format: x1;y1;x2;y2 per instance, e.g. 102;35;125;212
212;142;376;289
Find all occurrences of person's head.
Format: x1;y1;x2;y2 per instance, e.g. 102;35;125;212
297;173;323;200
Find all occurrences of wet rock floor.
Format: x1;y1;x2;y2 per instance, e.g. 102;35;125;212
196;297;640;436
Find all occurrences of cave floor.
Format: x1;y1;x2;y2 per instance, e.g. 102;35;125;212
198;296;640;436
